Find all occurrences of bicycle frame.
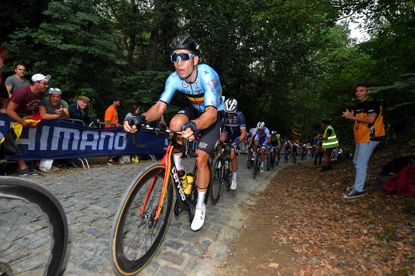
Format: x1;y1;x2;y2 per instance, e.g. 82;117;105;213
140;143;192;221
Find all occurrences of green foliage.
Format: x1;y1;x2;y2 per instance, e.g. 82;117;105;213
4;0;122;117
1;0;414;143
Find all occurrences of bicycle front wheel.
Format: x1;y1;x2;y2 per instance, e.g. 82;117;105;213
0;176;69;276
210;155;223;205
111;163;174;275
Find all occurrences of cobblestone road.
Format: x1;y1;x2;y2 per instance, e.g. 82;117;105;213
26;156;279;276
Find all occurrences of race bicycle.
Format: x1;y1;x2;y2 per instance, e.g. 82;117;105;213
111;124;214;275
0;176;69;276
212;141;232;195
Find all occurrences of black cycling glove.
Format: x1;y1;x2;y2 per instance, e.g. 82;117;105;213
128;114;146;129
181;121;198;135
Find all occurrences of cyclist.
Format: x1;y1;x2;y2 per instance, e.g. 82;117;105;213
269;130;280;165
124;35;224;231
222;97;247;190
270;130;279;147
252;121;271;172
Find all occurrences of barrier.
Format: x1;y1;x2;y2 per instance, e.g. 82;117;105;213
0;114;167;161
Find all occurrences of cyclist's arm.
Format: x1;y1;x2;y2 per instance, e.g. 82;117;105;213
143;100;167;122
192;106;217;130
123;100;167;132
265;129;271;144
238;112;247;141
239;128;247;141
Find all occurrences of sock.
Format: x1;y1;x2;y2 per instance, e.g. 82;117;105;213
232;172;237;180
173;154;184;172
197;191;206;208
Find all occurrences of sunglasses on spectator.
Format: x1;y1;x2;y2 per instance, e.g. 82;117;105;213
170;53;195;62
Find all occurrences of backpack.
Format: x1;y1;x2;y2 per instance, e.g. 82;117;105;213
383;164;415;197
377;156;415;185
370;104;385;140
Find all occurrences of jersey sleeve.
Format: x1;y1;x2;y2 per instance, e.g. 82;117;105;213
201;68;222;109
158;74;177;105
265;128;271;138
238;112;246;129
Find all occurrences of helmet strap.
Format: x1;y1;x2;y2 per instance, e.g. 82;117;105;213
184;64;197;82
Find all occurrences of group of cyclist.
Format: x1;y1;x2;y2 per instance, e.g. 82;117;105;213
123;34;285;232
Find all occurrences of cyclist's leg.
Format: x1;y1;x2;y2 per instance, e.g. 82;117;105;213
169;107;193;173
229;146;238;190
191;113;222;231
259;146;266;172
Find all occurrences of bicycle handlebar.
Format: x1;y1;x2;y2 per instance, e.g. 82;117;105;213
127;120;198;158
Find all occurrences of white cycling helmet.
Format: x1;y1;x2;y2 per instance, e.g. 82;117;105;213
271;130;277;135
224;98;238;113
256;121;265;129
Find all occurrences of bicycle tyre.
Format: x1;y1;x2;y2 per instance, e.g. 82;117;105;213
0;176;69;276
266;151;271;171
209;155;223;205
247;151;252;169
224;158;232;191
111;163;174;275
253;154;259;179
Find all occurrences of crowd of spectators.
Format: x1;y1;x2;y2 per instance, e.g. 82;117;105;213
0;62;137;175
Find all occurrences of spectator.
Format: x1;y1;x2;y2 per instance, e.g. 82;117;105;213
0;60;7;113
68;95;98;126
320;119;339;171
124;105;140;122
342;83;385;199
2;64;30;112
104;96;120;128
104;96;120;165
6;73;50;175
38;87;69;172
38;88;69;120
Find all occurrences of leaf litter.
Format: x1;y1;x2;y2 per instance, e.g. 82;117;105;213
218;144;415;275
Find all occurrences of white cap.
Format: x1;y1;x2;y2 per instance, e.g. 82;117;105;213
31;73;51;82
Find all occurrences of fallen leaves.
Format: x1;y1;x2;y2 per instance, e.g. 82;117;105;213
219;144;415;275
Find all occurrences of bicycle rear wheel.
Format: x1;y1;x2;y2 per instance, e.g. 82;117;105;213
210;155;224;205
111;164;174;275
0;176;69;276
266;151;271;171
247;151;252;169
253;154;259;179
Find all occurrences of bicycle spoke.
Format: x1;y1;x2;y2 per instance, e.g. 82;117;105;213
112;164;173;275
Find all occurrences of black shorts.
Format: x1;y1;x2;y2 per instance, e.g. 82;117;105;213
178;105;223;155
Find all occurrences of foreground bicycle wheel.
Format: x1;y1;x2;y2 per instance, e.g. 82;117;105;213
0;177;69;276
210;155;223;205
111;164;174;275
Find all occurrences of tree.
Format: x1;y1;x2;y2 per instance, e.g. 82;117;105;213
5;0;122;117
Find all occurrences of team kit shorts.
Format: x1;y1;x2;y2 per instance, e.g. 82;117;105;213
178;105;223;155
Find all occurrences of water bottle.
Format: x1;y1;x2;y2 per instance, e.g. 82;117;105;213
179;170;188;189
184;175;194;195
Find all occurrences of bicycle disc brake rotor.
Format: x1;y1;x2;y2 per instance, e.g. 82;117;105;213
148;207;159;228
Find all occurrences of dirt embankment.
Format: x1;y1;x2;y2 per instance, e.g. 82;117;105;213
217;143;415;275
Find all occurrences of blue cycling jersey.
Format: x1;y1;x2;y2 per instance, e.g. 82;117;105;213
159;64;224;113
223;111;246;140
